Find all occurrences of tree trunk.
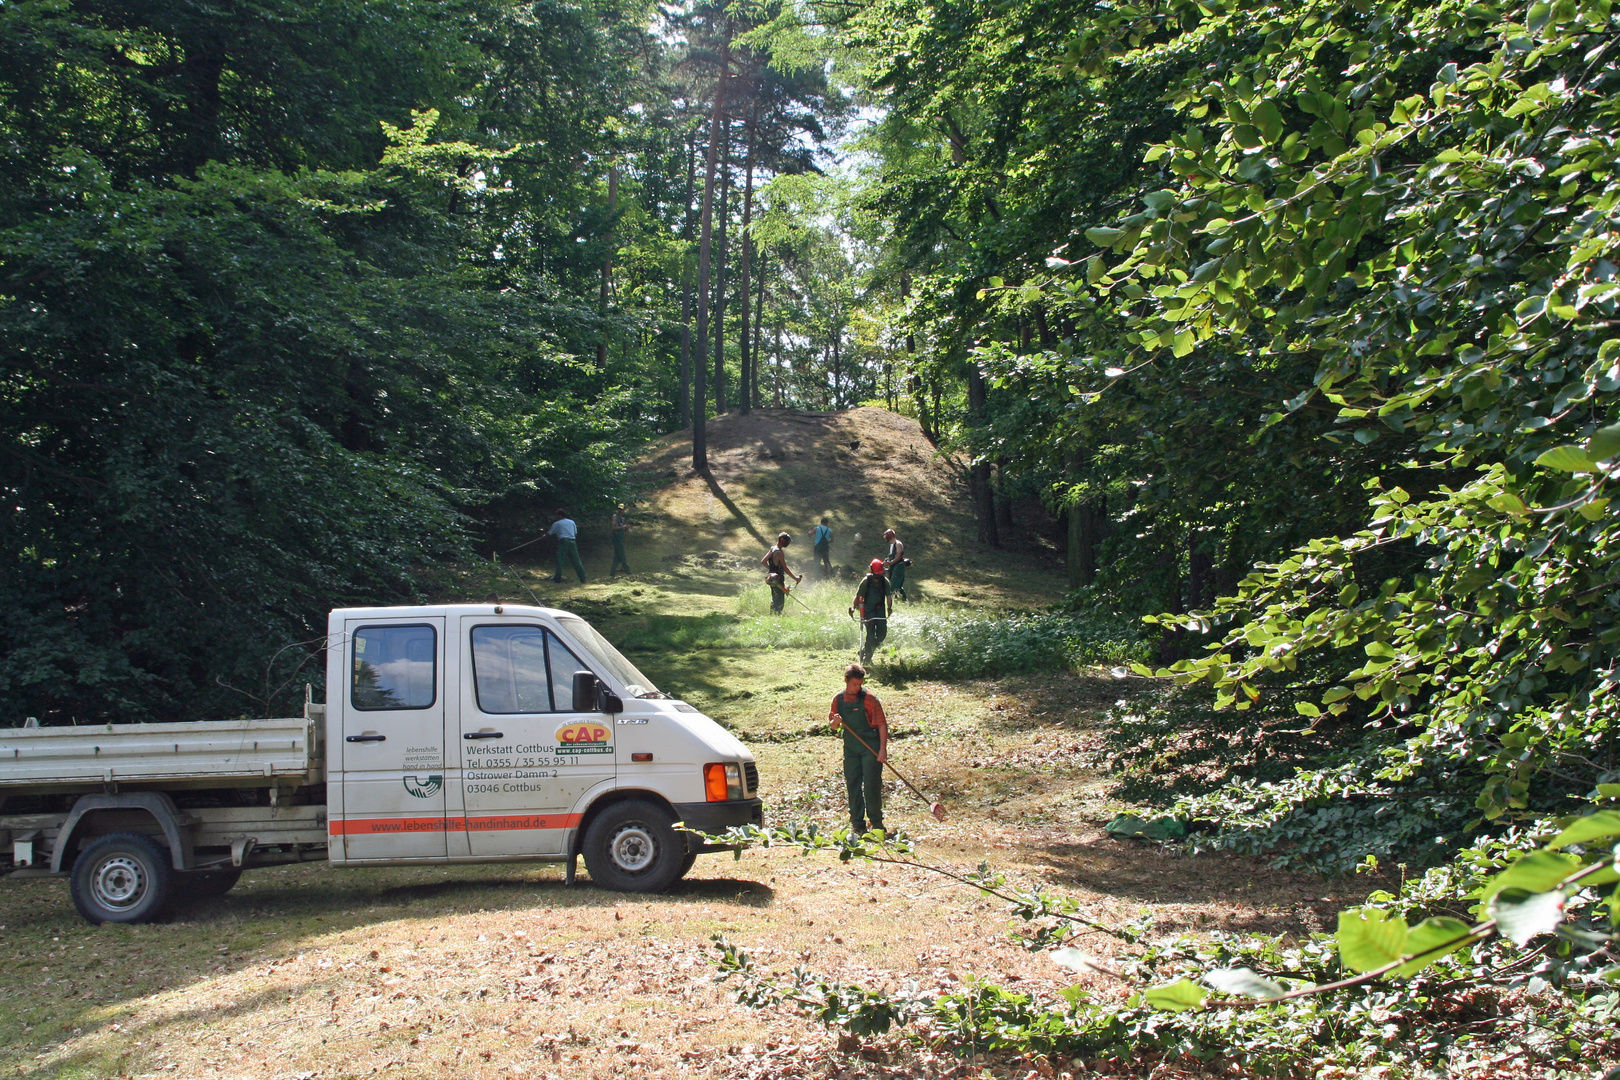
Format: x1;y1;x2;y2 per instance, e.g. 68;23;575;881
1066;450;1098;589
995;458;1014;533
692;39;730;471
966;365;999;548
1188;534;1213;611
678;137;697;429
712;127;732;414
773;321;783;406
178;32;226;175
752;252;766;409
831;334;841;408
736;104;758;417
596;164;618;369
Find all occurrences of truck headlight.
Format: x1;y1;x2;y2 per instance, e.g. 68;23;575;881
704;762;744;802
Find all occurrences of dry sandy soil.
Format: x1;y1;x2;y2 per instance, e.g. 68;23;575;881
0;672;1362;1080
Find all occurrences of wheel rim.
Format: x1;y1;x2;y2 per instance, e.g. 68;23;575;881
607;822;658;874
91;854;148;911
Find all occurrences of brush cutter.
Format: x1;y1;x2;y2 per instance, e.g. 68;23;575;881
838;725;947;822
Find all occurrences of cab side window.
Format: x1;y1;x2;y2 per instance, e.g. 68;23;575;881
470;626;590;714
545;631;588;712
352;625;437;710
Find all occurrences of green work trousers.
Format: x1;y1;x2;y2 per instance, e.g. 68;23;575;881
860;617;888;665
610;532;630;574
843;744;884;833
889;561;907;601
554;538;587;583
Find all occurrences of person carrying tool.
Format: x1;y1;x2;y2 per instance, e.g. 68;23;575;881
548;508;587;584
812;517;834;575
610;503;632;576
882;528;910;602
761;532;801;615
828;663;888;834
852;558;892;664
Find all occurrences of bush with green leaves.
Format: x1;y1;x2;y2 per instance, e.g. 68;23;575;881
703;810;1620;1075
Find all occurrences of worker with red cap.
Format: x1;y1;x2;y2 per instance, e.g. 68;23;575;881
851;558;893;664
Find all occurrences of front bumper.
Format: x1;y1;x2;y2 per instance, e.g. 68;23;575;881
673;798;764;852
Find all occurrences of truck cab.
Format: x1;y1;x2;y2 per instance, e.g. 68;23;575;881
0;603;762;924
327;603;763;890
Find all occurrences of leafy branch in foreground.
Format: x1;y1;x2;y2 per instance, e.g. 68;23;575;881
698;812;1620;1073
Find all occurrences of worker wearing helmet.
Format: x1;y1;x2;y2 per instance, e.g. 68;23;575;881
882;528;909;602
852;558;892;664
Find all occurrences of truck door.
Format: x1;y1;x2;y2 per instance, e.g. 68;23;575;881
335;618;449;860
457;618;616;856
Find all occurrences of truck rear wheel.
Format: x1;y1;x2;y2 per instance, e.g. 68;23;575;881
582;800;686;893
70;832;175;925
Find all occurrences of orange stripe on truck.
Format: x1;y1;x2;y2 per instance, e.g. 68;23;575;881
330;813;583;836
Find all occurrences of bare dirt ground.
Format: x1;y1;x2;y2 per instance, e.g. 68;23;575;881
0;670;1365;1080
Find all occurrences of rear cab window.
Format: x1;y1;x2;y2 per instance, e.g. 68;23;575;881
352;624;437;709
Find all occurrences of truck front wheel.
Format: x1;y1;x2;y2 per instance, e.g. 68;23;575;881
582;801;686;893
70;832;175;925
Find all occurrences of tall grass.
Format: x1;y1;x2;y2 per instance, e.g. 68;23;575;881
723;582;1148;675
882;609;1147;678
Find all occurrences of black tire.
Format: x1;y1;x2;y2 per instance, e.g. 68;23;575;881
678;849;698;878
70;832;175;925
581;800;686;893
186;868;243;897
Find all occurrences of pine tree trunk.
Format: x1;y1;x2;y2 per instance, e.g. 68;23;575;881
752;252;766;410
773;321;783;406
596;164;618;369
712;128;732;414
736;103;758;417
692;39;729;472
678;137;697;429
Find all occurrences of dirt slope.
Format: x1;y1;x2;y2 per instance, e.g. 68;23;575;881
629;407;1060;608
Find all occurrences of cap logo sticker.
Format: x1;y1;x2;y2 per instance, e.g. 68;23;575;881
556;722;613;754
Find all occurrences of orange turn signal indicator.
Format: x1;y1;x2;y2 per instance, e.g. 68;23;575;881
704;762;729;801
631;752;653;762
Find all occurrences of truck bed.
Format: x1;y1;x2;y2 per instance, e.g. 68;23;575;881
0;718;320;792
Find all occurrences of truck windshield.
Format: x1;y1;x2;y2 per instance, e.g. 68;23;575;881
555;616;662;699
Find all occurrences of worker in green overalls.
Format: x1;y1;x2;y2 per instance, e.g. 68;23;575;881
828;663;889;834
610;503;631;575
549;508;587;584
853;559;892;665
882;528;909;602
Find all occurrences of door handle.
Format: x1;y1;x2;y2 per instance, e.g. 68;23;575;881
345;734;386;743
463;731;505;740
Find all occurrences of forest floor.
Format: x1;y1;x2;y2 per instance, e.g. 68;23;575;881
0;410;1380;1080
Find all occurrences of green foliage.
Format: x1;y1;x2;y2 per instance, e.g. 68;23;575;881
707;812;1620;1074
1075;0;1620;825
0;0;729;721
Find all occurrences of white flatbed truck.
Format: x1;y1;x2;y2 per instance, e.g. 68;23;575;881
0;604;762;924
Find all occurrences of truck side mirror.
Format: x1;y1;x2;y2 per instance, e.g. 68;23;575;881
572;671;625;714
571;671;597;714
